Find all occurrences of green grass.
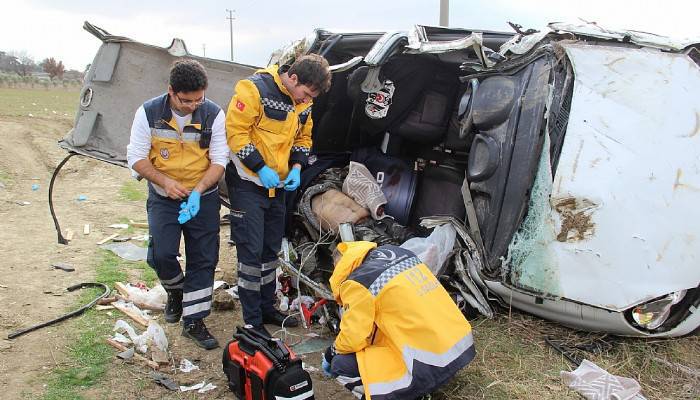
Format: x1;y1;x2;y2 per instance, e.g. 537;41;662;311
40;251;155;400
119;180;148;202
0;87;80;118
0;168;12;185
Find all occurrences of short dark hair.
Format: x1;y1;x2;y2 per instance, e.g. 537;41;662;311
169;59;208;93
288;54;332;94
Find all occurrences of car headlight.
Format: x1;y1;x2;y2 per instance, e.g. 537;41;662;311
631;290;687;330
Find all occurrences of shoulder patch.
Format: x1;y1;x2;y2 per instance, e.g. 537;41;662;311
235;100;246;111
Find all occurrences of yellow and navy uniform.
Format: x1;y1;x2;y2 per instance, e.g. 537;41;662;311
141;93;223;191
329;241;475;400
225;64;312;185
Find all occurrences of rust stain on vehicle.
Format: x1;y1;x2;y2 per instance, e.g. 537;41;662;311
689;111;699;138
674;168;700;192
553;197;596;242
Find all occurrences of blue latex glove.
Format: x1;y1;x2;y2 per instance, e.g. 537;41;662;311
283;167;301;191
257;165;280;189
321;357;335;378
178;201;192;224
185;190;201;218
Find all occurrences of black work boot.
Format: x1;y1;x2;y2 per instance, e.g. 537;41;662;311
182;319;219;350
262;309;299;327
164;289;183;323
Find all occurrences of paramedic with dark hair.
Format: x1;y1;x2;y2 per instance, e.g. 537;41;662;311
322;241;476;400
127;59;227;350
225;54;331;333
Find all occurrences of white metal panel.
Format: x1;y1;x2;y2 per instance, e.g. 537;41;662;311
549;43;700;311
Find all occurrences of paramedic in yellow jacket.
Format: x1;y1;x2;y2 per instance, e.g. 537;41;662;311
127;59;226;350
322;241;476;400
225;55;331;333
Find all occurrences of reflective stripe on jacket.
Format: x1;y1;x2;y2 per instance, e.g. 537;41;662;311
330;241;475;400
143;93;221;190
225;65;312;185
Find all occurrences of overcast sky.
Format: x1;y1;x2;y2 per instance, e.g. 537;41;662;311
1;0;698;71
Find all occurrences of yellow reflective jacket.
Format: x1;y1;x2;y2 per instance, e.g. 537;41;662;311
225;65;313;182
145;94;222;190
330;241;475;400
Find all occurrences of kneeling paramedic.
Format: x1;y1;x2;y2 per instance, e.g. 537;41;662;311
322;241;476;399
127;59;227;350
225;54;331;333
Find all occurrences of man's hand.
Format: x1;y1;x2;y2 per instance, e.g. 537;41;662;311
257;165;280;189
283;166;301;191
322;345;337;378
178;202;192;224
163;177;190;200
184;190;201;218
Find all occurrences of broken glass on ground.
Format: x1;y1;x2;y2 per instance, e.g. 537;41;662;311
101;242;147;262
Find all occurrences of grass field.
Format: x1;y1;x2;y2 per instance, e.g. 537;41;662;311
0;87;79;118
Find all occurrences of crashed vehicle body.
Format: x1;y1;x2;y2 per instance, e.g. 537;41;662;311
59;22;700;337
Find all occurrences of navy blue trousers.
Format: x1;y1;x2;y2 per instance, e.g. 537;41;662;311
226;165;286;327
146;185;220;321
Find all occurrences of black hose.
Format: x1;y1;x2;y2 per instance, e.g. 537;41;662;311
7;282;110;339
49;152;78;244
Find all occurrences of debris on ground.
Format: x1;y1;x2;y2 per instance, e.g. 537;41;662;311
129;219;149;228
150;372;179;391
561;359;644;400
106;337;159;370
108;223;129;229
101;242;147;262
76;195;87;201
51;263;75;272
96;233;119;245
180;381;217;393
83;224;90;235
112;300;150;327
114;282;166;310
179;358;200;373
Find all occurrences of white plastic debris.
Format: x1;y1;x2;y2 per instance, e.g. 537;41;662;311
400;224;456;275
124;283;167;309
290;296;315;311
113;319;148;353
561;359;643;400
112;332;131;344
179;358;200;373
180;382;205;392
109;223;129;229
146;320;168;352
225;285;239;299
197;383;216;393
213;280;228;291
180;381;216;392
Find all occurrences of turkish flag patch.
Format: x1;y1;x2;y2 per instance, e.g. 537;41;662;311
236;100;246;111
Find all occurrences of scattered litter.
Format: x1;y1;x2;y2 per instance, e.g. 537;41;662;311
225;285;239;299
198;383;217;393
112;236;131;242
96;233;119;245
64;229;74;241
95;304;115;311
31;184;39;191
101;242;147;262
179;358;200;373
213;280;228;291
0;284;8;289
152;347;169;365
112;332;131;344
129;219;149;228
180;382;205;392
151;372;179;391
131;234;149;241
83;224;90;235
16;201;31;206
114;319;148;353
113;300;151;327
28;113;33;117
116;347;135;360
76;195;87;201
108;223;129;229
400;224;456;276
0;182;5;189
51;263;75;272
290;296;315;311
561;359;643;400
116;282;166;310
302;362;319;373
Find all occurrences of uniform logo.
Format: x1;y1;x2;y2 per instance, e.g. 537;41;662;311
159;148;169;160
371;249;397;261
236;100;246;111
289;380;308;391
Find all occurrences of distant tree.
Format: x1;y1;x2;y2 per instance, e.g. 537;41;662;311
8;51;36;77
0;52;20;73
41;57;65;79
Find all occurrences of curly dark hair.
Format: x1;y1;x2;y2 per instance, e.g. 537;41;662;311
288;54;332;94
169;59;208;93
